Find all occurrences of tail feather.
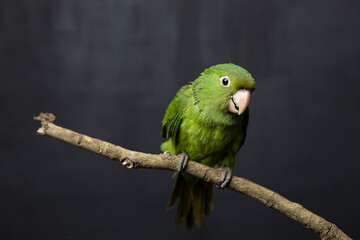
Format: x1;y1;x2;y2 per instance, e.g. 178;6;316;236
193;184;204;226
167;173;182;209
167;173;213;228
203;180;214;217
175;180;193;226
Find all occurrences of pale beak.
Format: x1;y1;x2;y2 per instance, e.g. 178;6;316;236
228;89;251;115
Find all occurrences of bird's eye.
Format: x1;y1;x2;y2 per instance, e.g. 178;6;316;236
220;76;230;87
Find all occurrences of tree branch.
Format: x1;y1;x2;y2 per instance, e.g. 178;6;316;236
34;113;351;240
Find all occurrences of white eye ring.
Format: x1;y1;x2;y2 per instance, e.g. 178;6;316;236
220;76;230;87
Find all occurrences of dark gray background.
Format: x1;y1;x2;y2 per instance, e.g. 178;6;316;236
1;0;359;239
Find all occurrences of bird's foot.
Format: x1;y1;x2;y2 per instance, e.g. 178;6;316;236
163;150;171;156
177;152;189;172
216;167;232;189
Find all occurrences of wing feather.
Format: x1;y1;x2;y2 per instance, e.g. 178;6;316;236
161;84;193;145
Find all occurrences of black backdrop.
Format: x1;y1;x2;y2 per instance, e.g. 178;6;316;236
1;0;359;239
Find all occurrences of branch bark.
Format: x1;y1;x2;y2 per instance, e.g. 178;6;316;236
34;113;351;240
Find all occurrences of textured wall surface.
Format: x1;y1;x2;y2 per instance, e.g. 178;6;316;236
1;0;359;239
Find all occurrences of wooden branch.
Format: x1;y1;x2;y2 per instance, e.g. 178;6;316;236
34;113;351;240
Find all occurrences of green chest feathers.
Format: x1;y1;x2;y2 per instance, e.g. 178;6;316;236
177;116;245;162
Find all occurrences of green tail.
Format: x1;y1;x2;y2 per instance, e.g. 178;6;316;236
167;173;213;228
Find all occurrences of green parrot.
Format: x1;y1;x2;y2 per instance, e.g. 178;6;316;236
161;63;256;228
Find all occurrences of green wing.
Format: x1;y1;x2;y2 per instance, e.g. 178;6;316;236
161;84;193;145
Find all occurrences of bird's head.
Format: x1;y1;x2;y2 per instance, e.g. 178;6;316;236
192;63;256;125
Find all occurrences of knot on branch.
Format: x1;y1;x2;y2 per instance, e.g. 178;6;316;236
120;158;134;169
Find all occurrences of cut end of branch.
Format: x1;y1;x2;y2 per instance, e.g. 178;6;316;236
34;113;56;135
34;112;56;123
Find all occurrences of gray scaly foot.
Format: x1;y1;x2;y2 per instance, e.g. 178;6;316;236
177;152;189;172
216;167;232;189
